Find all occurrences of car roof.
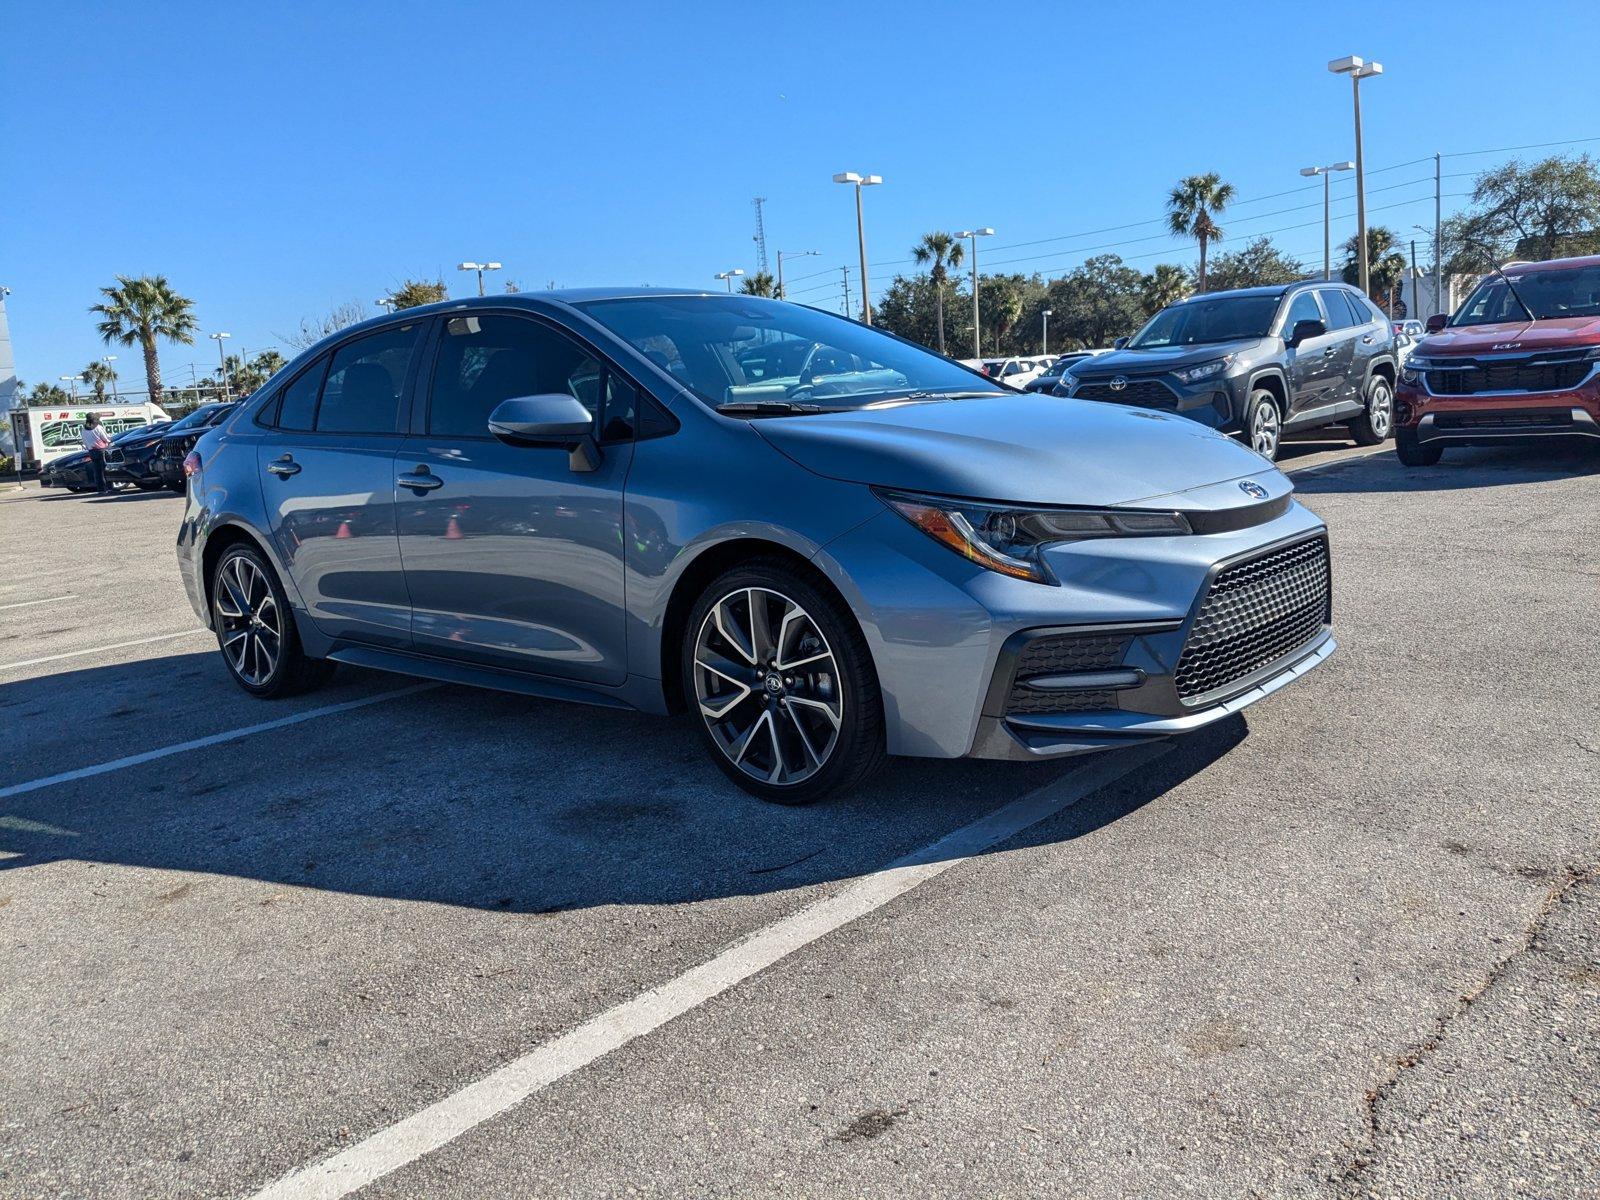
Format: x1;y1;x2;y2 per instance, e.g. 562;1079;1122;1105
1173;279;1353;305
1500;253;1600;272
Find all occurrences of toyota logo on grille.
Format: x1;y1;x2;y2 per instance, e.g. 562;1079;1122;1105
1108;376;1128;392
1238;480;1269;500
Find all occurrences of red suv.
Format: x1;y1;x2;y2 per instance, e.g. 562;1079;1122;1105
1393;253;1600;465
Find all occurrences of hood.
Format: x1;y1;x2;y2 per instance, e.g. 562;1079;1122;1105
752;394;1282;509
1074;339;1269;376
1420;316;1600;357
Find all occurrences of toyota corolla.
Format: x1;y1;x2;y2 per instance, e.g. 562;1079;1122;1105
177;290;1334;802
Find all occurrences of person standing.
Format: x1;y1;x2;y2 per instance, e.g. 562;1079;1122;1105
81;414;112;494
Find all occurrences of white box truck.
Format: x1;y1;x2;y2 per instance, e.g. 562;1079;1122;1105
8;402;170;472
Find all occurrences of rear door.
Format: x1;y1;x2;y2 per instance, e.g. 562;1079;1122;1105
394;311;634;684
1314;288;1362;409
1283;290;1344;415
256;321;423;649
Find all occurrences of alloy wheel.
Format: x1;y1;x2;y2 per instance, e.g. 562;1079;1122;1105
1368;380;1394;438
692;587;842;787
1251;401;1281;457
214;555;281;686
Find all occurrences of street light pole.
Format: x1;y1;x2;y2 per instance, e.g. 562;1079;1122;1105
776;249;819;301
375;298;396;313
714;269;745;293
59;375;84;400
457;261;502;296
833;172;883;324
1042;309;1053;356
102;355;119;400
1299;161;1355;281
209;332;232;401
1329;56;1383;297
955;228;995;359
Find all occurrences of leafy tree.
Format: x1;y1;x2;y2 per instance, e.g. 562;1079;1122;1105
1140;264;1190;316
252;349;287;378
1341;226;1408;307
1046;255;1147;350
740;272;776;298
26;383;71;407
387;279;449;310
1204;237;1305;292
281;301;367;350
1167;172;1235;292
875;273;971;353
977;273;1029;354
910;232;965;354
82;360;118;401
89;274;198;404
1447;155;1600;270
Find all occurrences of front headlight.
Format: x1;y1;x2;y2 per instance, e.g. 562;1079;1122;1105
876;489;1193;584
1172;355;1234;385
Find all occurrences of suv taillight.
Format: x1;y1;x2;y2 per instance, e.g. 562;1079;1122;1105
182;451;201;477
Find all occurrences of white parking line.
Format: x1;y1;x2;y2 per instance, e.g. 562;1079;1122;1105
0;594;78;612
0;683;439;801
0;629;208;672
246;741;1169;1200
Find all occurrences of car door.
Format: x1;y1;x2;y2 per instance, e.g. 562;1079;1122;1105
1342;291;1387;399
1314;288;1362;410
1282;290;1344;416
394;311;634;684
256;321;423;649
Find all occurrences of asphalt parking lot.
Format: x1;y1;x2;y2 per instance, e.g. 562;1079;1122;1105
1;438;1596;1199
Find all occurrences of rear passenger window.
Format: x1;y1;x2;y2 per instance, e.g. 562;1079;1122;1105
1319;290;1358;331
276;358;326;432
428;314;603;439
315;324;420;434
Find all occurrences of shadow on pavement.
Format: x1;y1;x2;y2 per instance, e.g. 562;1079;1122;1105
1294;441;1600;495
0;650;1247;915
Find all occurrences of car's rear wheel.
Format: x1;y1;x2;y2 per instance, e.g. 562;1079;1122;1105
683;560;886;804
1394;427;1443;467
211;543;334;698
1245;390;1282;460
1349;375;1395;445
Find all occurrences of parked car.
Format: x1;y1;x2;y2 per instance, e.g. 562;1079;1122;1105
1393;254;1600;466
1061;282;1398;460
1026;349;1112;394
179;290;1334;803
1392;319;1425;339
39;422;165;491
149;403;236;492
982;356;1050;389
101;421;173;489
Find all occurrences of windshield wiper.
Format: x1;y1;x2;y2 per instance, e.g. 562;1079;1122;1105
715;400;829;416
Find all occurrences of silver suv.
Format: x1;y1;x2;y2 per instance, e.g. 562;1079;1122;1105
177;290;1334;802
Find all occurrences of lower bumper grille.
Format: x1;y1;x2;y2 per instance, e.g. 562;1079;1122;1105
1433;409;1574;430
1004;632;1129;717
1175;536;1331;704
1074;379;1177;408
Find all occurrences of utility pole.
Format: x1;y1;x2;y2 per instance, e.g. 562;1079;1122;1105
1042;308;1052;356
1434;152;1444;316
776;249;818;302
752;198;769;276
840;266;852;318
1410;240;1421;319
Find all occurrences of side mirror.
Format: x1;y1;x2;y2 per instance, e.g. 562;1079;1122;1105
1288;318;1326;347
1425;313;1448;333
1113;336;1129;350
488;394;601;471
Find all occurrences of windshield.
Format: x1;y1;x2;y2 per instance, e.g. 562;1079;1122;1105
1129;295;1281;348
575;295;1000;411
170;403;227;431
1044;354;1087;375
1452;265;1600;325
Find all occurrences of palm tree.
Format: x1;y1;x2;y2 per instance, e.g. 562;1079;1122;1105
1141;264;1190;316
252;349;287;378
910;232;965;354
1341;226;1409;310
90;275;197;403
739;272;776;298
386;279;449;310
82;360;118;402
26;383;72;407
1166;173;1236;293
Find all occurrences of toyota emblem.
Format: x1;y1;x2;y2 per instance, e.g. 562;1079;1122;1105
1238;480;1268;500
1108;376;1128;392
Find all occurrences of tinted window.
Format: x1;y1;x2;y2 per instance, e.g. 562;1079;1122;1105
1283;291;1323;333
315;324;420;434
1319;290;1358;331
429;314;603;438
276;359;326;431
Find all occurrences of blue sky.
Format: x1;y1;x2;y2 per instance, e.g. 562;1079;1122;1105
5;0;1598;387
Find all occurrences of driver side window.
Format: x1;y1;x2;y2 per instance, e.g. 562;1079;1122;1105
1284;291;1323;336
429;315;602;439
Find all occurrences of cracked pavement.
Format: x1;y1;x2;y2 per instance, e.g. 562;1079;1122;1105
2;441;1598;1198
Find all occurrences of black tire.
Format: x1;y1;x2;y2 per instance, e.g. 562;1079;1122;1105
1394;427;1443;467
211;543;334;698
135;481;162;492
1243;389;1282;461
1348;374;1395;445
168;480;187;495
681;558;886;804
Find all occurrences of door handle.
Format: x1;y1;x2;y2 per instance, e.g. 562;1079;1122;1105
397;470;443;492
1323;347;1338;357
1361;334;1375;344
266;456;301;477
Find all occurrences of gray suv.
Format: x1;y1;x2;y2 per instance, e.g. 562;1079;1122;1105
177;290;1334;802
1062;281;1398;460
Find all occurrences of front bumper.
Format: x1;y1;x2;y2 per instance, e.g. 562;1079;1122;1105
1066;372;1243;433
1397;364;1600;445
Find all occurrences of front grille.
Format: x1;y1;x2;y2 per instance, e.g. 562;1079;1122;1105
1424;358;1590;395
1175;536;1330;704
1004;632;1128;717
1433;409;1574;430
1074;379;1178;408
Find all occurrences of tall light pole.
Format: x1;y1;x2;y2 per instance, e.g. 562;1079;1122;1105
375;298;396;313
955;228;995;359
714;269;745;293
457;261;502;296
1329;56;1382;298
1299;161;1355;280
101;355;119;400
776;249;819;301
209;332;232;401
1041;308;1053;356
59;374;84;399
833;172;883;324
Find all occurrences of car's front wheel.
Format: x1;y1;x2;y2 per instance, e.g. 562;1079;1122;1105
1394;427;1443;467
1245;390;1282;460
211;543;333;698
683;560;886;804
1349;374;1395;445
